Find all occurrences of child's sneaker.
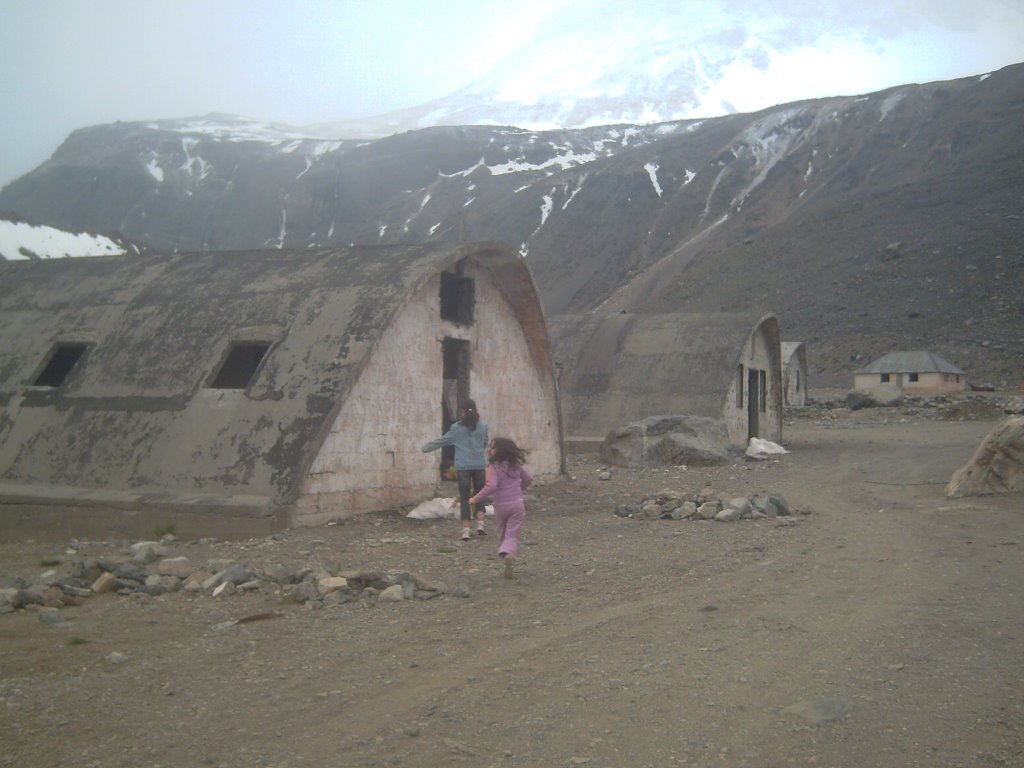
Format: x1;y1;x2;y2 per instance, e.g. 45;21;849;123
502;555;515;579
461;528;471;541
476;521;486;536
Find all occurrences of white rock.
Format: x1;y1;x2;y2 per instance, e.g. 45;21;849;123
156;556;194;579
378;584;405;602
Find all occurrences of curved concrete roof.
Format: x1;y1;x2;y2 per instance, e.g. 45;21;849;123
0;242;549;518
549;311;779;436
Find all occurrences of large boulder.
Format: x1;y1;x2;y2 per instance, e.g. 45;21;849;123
846;383;904;410
599;415;735;468
946;416;1024;497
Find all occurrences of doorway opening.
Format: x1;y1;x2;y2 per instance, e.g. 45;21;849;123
439;337;471;480
747;368;761;441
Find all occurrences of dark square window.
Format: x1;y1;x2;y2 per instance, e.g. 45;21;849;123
440;271;474;325
880;373;890;383
33;343;88;387
209;342;271;389
909;372;919;382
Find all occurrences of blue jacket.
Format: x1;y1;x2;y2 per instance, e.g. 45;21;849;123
421;421;489;470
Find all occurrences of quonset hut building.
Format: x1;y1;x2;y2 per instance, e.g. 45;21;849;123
548;312;783;447
0;243;564;540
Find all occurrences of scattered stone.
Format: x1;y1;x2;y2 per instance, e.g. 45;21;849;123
106;652;128;664
38;607;64;625
156;557;194;579
378;584;405;602
212;581;236;598
725;497;752;516
91;572;117;594
614;488;802;528
317;576;351;596
130;541;165;564
217;564;257;586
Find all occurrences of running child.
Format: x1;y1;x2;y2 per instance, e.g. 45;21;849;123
469;437;532;578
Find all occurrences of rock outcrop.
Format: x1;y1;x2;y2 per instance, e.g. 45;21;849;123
946;416;1024;497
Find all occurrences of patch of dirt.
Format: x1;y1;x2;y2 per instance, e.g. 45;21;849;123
1;409;1022;768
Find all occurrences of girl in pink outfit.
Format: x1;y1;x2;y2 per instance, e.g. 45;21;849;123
469;437;533;579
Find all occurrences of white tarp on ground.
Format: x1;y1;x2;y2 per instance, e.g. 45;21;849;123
746;437;789;459
406;497;494;520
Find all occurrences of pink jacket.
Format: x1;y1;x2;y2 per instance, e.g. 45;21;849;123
470;461;533;507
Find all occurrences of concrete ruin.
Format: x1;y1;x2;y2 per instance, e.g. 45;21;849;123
0;243;563;540
548;312;783;448
780;341;808;407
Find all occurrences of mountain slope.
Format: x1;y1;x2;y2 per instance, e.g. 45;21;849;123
0;66;1021;387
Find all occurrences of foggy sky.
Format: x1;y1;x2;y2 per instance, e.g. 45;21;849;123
1;0;1022;188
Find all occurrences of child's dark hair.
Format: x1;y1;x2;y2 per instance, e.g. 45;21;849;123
460;399;480;430
489;437;528;467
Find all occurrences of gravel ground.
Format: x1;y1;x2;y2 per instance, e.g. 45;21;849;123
1;404;1022;768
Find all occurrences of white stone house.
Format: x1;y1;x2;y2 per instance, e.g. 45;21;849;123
853;350;966;394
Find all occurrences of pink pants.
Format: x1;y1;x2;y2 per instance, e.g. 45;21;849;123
494;501;526;558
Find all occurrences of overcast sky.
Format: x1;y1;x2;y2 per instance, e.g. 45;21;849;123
1;0;1022;188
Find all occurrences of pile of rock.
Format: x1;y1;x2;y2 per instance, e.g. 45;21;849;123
613;488;809;524
0;535;444;616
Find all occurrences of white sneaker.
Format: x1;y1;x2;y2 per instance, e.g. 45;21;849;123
476;521;486;536
461;528;471;541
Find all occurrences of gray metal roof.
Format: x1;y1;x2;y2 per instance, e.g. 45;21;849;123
854;350;964;375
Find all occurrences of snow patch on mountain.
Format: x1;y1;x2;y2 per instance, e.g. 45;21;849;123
0;220;127;261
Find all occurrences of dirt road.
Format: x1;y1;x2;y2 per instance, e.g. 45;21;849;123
1;409;1021;768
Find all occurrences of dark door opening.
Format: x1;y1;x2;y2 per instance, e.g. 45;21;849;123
440;338;471;480
747;368;760;441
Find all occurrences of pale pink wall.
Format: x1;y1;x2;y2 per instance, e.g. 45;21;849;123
293;263;560;525
853;371;966;394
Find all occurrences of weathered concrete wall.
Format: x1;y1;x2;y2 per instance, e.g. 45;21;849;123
781;342;807;407
723;319;783;446
549;312;783;448
0;243;562;538
295;258;562;525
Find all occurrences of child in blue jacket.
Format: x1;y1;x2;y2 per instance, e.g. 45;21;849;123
422;399;489;540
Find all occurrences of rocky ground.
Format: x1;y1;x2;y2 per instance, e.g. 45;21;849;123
1;394;1022;768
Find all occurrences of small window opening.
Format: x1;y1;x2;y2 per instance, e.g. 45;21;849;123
908;372;919;382
33;343;88;387
440;270;474;325
880;373;890;383
209;342;271;389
